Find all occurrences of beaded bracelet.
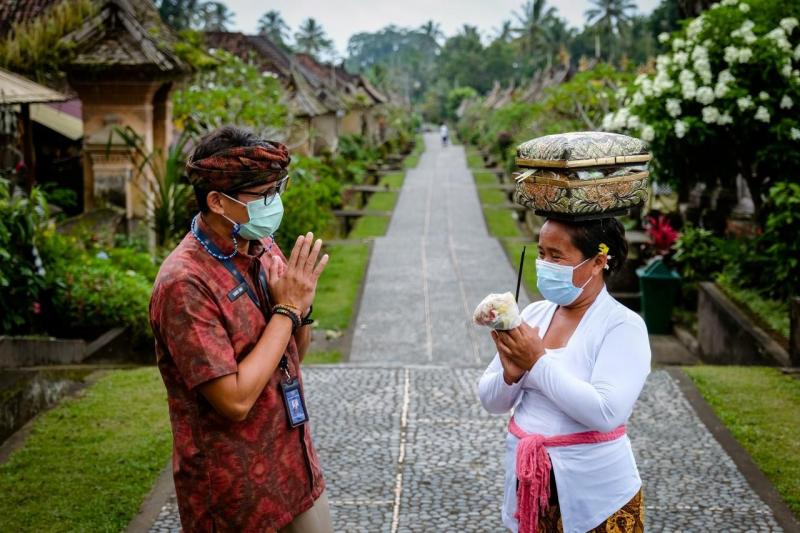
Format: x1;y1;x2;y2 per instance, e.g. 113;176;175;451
279;302;301;315
272;305;301;331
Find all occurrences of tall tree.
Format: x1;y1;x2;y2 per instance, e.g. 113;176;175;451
436;25;490;92
513;0;557;71
258;10;290;47
585;0;637;60
294;18;334;59
493;20;515;43
197;2;233;31
514;0;556;51
419;20;444;47
156;0;201;30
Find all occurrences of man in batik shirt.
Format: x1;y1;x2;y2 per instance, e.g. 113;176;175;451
150;126;332;532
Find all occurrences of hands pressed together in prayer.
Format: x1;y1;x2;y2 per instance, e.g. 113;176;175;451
270;232;329;315
491;322;546;385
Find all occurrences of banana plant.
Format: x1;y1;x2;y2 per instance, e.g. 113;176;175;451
108;123;199;247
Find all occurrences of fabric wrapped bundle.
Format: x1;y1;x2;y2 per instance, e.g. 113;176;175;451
514;131;651;221
473;292;522;331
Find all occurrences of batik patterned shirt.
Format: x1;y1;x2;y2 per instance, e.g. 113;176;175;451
150;215;324;532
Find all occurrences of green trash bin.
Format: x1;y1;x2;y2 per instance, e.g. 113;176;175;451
636;258;681;334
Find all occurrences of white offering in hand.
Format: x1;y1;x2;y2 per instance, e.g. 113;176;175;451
473;292;522;330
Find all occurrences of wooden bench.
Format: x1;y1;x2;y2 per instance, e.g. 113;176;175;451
342;184;400;206
332;209;393;234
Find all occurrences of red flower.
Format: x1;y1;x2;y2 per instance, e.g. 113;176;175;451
646;216;679;254
32;301;41;315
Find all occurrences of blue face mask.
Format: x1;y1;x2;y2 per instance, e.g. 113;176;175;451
535;257;595;306
223;193;284;241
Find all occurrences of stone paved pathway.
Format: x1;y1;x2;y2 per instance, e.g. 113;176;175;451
147;135;784;532
349;135;531;366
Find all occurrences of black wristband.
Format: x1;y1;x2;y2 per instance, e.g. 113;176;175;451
273;306;301;331
301;305;314;326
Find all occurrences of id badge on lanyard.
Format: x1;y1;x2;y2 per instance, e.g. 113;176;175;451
278;357;309;428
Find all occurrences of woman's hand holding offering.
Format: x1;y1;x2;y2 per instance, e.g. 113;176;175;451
491;322;546;384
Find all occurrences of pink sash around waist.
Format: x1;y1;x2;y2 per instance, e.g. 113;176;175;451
508;416;626;533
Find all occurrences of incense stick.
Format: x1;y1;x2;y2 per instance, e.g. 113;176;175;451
515;246;526;303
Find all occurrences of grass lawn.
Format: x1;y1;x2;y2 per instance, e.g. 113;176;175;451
483;207;523;238
402;135;425;169
466;148;484;169
314;243;370;331
303;350;343;364
478;187;508;205
474;171;499;186
348;190;397;239
683;365;800;516
0;367;171;532
380;172;404;188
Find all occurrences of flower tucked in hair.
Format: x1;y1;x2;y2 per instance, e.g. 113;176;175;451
598;243;610;255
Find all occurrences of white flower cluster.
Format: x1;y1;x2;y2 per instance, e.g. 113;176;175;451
780;17;798;34
715;69;735;98
731;20;757;44
666;98;682;117
724;45;753;63
755;106;770;122
766;27;793;53
692;45;713;83
600;0;800;143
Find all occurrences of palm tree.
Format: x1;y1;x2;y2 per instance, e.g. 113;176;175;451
419;20;444;47
513;0;557;70
258;10;290;46
585;0;637;61
294;18;334;59
494;20;515;43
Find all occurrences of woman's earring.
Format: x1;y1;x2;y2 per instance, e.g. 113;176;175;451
604;255;613;270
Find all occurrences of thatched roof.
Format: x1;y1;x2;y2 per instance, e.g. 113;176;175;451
59;0;189;77
0;67;68;104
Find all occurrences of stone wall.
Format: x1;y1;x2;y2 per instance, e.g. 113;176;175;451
697;282;790;366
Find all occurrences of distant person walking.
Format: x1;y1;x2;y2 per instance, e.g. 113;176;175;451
440;123;449;146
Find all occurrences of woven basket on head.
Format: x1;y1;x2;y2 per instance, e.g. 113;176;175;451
514;131;651;221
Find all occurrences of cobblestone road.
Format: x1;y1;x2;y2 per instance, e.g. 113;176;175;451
147;136;784;532
150;368;783;532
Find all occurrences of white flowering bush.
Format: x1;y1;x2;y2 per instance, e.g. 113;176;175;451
603;0;800;209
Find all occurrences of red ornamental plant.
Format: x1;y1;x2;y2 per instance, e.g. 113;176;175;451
645;215;680;255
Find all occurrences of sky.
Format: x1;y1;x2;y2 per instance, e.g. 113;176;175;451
224;0;661;58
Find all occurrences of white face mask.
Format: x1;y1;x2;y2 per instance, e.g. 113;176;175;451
535;256;595;306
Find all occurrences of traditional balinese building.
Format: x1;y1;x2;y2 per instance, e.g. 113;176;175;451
59;0;189;223
295;53;389;144
1;0;190;227
204;32;388;155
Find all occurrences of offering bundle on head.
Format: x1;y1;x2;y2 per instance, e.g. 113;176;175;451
513;131;651;221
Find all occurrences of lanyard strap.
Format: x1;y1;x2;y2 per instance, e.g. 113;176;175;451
193;221;291;375
194;222;261;308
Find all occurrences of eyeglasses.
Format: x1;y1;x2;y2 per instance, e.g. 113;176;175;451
232;176;289;206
